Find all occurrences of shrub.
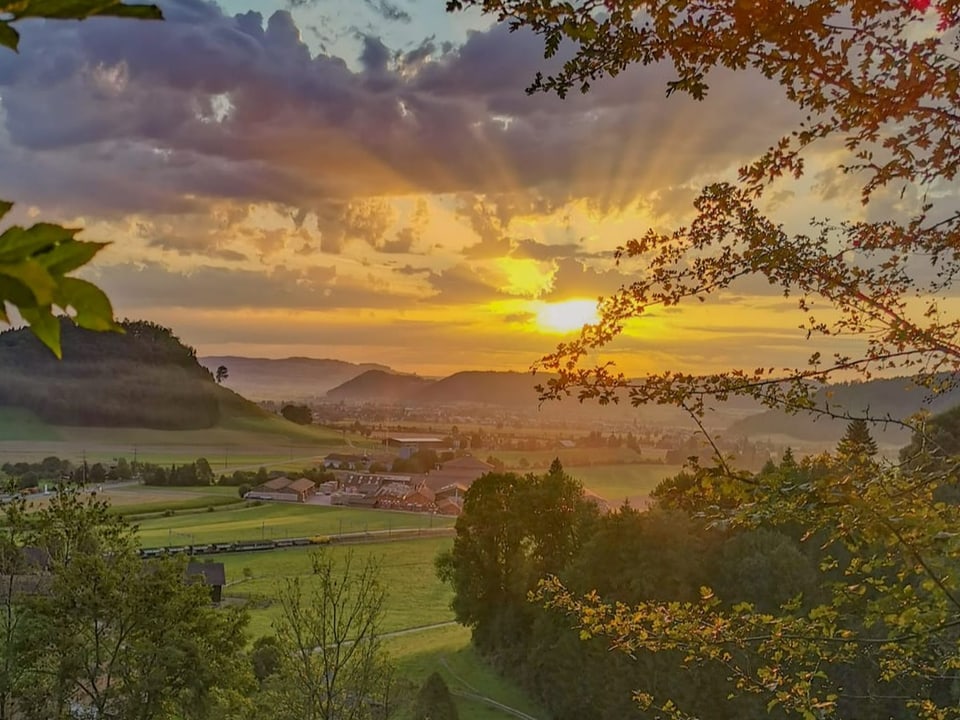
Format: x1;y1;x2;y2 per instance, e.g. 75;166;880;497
412;672;459;720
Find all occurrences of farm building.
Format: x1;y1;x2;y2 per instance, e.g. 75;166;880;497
322;453;368;470
384;435;447;459
423;455;494;492
246;476;316;503
435;498;462;516
435;482;469;503
186;561;226;603
400;483;435;511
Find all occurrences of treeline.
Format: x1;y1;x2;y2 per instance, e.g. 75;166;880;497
0;319;262;429
439;424;953;719
141;458;215;487
1;455;135;489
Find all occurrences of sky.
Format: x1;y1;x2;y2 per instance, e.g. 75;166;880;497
0;0;941;375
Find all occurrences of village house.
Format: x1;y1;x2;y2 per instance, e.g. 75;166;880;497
400;482;435;512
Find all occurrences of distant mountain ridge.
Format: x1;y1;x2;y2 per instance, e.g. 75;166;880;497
0;321;265;430
199;356;393;401
727;375;960;444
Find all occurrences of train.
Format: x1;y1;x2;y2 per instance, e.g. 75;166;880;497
138;535;326;558
137;526;453;559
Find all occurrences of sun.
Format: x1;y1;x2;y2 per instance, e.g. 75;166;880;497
535;299;600;333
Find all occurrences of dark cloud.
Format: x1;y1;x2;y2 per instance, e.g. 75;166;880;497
512;238;601;262
545;257;632;300
0;0;795;222
363;0;412;23
88;261;423;311
422;263;506;303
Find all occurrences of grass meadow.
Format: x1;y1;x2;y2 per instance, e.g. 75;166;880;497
217;539;545;719
0;411;376;467
387;624;548;720
134;502;454;547
219;537;455;638
570;463;683;505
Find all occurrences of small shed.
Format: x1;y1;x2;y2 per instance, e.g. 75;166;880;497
186;561;226;603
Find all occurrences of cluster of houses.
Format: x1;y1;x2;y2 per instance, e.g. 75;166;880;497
243;455;496;516
330;455;492;515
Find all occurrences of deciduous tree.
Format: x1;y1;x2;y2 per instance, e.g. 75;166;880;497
264;549;398;720
443;1;960;717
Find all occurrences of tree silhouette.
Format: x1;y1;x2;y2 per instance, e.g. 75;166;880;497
836;418;879;460
216;365;229;384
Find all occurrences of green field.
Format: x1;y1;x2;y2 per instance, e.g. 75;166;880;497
0;411;379;467
108;494;242;518
135;502;454;547
388;624;548;720
217;539;544;719
219;537;455;638
0;408;62;442
570;463;682;504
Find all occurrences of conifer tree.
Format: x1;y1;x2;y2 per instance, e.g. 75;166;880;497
836;418;879;460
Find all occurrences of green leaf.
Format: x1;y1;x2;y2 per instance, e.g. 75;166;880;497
0;200;12;222
0;274;37;309
0;223;78;264
39;240;108;275
18;306;61;358
8;1;162;21
0;22;18;52
57;277;119;331
0;259;57;305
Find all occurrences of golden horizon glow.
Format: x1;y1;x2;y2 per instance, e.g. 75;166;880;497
535;299;600;333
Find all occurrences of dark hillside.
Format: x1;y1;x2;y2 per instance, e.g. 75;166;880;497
413;371;543;407
325;369;432;403
0;320;265;429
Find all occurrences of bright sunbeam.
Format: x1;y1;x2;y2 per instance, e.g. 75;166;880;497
535;299;600;333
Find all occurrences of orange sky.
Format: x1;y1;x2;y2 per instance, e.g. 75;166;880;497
0;1;946;375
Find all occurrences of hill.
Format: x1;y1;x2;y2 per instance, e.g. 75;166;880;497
325;369;433;403
326;369;545;408
727;376;960;445
0;320;266;430
413;371;543;407
199;356;392;400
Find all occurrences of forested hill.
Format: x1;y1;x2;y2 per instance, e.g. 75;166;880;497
0;320;265;429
